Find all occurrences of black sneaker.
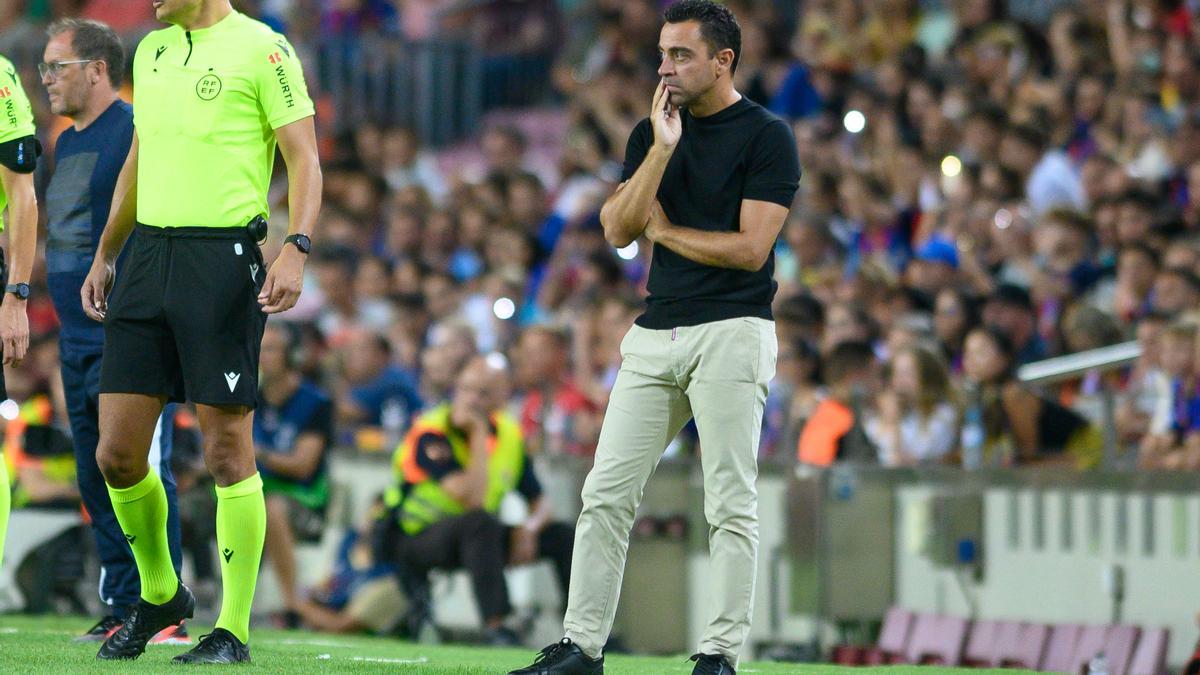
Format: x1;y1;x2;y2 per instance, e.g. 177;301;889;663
485;626;522;647
76;615;122;643
97;584;195;660
690;653;736;675
509;638;604;674
171;628;250;664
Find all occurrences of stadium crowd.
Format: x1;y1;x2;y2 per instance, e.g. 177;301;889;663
5;0;1200;633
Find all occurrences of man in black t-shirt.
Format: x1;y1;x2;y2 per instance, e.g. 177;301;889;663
511;2;800;675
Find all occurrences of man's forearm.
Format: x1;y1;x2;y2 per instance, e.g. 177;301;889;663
96;162;138;264
524;496;551;533
286;153;321;238
654;223;762;271
600;146;673;247
6;186;36;284
465;433;491;497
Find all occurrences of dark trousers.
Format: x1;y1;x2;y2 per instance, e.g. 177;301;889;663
396;510;575;621
61;342;183;617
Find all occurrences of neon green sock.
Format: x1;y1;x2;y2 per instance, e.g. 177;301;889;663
108;470;177;604
214;473;265;644
0;455;9;570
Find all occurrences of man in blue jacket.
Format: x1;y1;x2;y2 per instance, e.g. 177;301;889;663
41;18;185;644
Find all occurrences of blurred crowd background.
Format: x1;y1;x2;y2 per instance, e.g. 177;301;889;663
5;0;1200;619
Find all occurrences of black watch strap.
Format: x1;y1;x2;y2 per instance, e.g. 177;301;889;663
284;233;311;255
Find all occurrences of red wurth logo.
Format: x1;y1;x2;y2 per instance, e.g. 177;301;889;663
268;52;282;65
0;87;10;98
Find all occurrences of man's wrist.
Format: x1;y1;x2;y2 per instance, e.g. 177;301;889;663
284;233;312;256
4;283;29;302
648;144;676;160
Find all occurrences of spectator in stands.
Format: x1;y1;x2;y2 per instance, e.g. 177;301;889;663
1151;266;1200;316
480;125;530;180
962;326;1102;467
999;122;1087;217
1112;244;1160;322
382;357;575;646
761;338;823;461
774;293;826;351
514;325;601;457
1117;312;1172;446
866;345;960;466
982;284;1047;366
1140;321;1199;469
933;287;980;373
254;323;335;628
822;303;879;355
313;245;392;341
799;341;879;466
906;237;960;298
336;331;424;451
297;496;404;636
381;126;447;204
2;366;78;508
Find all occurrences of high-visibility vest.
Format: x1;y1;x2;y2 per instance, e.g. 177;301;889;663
386;404;525;535
4;395;72;508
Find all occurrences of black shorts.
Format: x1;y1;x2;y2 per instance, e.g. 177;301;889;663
99;224;267;407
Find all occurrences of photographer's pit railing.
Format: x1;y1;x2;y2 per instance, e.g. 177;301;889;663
1017;341;1142;469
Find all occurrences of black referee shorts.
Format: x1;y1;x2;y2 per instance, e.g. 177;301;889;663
100;224;267;408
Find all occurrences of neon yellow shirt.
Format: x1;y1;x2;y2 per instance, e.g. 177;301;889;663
0;55;36;232
132;11;314;229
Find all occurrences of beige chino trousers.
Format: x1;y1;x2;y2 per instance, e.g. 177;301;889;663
563;316;777;666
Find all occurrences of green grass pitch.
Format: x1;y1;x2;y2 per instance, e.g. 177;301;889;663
0;615;1040;673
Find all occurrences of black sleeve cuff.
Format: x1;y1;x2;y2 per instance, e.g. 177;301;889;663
0;135;41;174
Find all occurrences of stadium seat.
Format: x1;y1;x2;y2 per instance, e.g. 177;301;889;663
1069;624;1112;674
1104;624;1142;675
1041;623;1084;673
994;621;1049;669
961;619;999;667
903;613;968;666
1127;626;1170;675
856;607;914;665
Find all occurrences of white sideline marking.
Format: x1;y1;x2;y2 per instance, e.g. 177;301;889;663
272;638;358;648
350;656;430;664
0;628;16;634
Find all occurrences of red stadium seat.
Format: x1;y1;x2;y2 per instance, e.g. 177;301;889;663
1105;624;1142;675
1069;624;1111;674
904;613;968;666
1128;626;1170;675
961;619;999;667
857;606;914;665
994;622;1050;670
1041;624;1084;673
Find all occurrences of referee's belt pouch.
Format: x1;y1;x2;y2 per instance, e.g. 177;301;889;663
247;215;268;244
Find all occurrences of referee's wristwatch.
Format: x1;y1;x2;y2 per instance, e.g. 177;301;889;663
284;233;311;255
5;283;29;301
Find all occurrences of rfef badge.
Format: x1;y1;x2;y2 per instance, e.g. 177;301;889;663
196;74;222;101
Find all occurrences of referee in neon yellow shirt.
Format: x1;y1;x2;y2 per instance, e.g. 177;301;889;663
80;0;321;664
0;54;41;577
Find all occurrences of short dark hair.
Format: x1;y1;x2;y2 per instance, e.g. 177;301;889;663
47;18;125;88
664;0;742;74
823;341;875;386
1005;122;1047;151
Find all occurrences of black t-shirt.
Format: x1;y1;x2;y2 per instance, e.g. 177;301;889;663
621;96;801;329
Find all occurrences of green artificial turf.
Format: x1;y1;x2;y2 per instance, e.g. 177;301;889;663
0;614;1041;674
